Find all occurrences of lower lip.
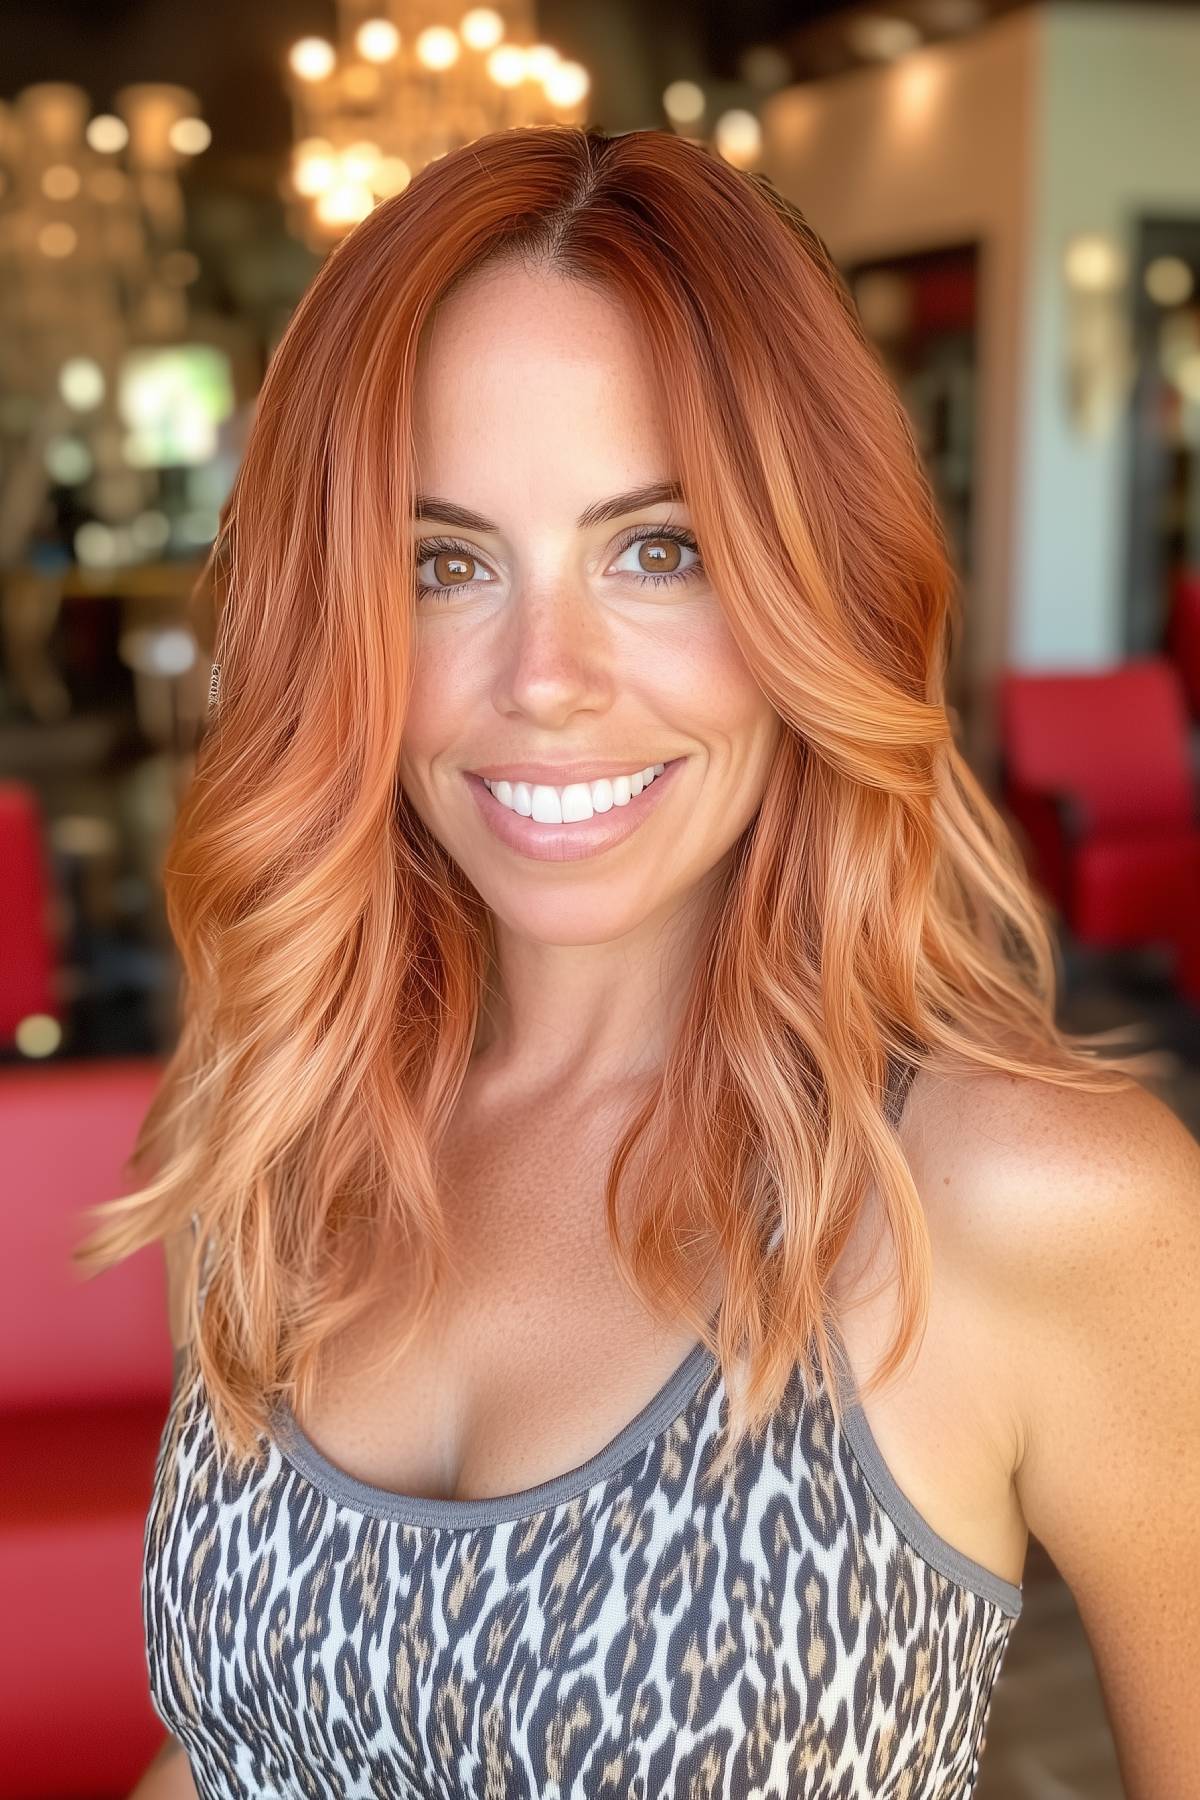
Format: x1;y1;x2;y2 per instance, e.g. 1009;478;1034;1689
464;759;685;863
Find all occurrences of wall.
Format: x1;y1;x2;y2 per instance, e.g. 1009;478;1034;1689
763;2;1200;686
1014;3;1200;665
762;8;1038;734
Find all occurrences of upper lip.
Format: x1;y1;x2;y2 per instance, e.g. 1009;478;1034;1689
469;758;676;784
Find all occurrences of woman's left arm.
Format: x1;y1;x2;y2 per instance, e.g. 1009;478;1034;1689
1007;1077;1200;1799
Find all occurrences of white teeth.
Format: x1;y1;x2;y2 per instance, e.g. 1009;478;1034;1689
483;762;670;822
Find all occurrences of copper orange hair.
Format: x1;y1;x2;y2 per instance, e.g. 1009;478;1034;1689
76;124;1132;1477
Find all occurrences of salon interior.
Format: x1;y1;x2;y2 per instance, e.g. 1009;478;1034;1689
2;1;1199;1795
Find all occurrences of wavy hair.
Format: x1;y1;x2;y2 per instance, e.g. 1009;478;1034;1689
75;123;1133;1481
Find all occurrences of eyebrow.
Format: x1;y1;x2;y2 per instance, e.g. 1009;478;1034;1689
411;480;686;534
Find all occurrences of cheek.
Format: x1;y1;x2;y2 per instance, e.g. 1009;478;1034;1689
397;653;466;825
651;614;779;761
402;632;472;762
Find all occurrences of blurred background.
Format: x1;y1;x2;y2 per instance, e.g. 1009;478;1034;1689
2;1;1198;1794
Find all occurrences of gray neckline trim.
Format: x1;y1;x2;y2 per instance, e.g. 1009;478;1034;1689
268;1338;719;1530
270;1344;1022;1616
271;1344;1022;1613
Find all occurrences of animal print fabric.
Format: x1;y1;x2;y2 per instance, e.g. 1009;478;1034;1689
142;1060;1022;1798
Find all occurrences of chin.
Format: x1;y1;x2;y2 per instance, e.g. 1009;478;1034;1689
479;883;668;949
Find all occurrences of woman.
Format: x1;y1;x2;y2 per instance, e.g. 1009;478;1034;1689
89;125;1200;1798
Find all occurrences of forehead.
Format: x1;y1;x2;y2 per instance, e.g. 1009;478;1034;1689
412;263;676;507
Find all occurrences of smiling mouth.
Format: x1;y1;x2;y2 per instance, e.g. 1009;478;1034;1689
463;755;684;862
478;761;673;823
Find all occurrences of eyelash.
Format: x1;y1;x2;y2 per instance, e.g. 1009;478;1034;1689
413;524;704;602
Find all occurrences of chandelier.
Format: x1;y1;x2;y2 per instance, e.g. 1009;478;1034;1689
284;3;591;247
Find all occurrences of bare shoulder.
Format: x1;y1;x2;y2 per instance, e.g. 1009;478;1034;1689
901;1057;1200;1393
903;1055;1200;1293
905;1057;1200;1794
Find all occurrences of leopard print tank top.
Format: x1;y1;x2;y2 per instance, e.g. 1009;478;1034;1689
142;1057;1022;1798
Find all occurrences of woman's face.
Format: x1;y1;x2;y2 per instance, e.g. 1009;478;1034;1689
399;261;781;947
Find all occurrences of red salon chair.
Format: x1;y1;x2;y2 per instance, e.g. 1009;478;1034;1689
0;1057;172;1799
998;658;1200;1004
0;781;60;1047
1167;568;1200;723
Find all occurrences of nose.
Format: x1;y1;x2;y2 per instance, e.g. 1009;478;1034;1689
491;583;614;730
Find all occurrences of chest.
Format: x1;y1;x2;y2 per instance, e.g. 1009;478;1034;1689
286;1092;722;1508
285;1122;1024;1604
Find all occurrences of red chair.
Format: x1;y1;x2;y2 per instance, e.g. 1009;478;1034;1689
1167;569;1200;721
0;1057;171;1800
998;658;1200;1004
0;782;61;1046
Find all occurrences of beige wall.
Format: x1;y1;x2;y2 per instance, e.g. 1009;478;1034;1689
1015;4;1200;666
763;2;1200;708
761;9;1039;757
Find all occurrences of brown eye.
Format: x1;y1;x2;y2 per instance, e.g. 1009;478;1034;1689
433;550;476;586
414;539;495;602
611;526;703;589
637;537;681;574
